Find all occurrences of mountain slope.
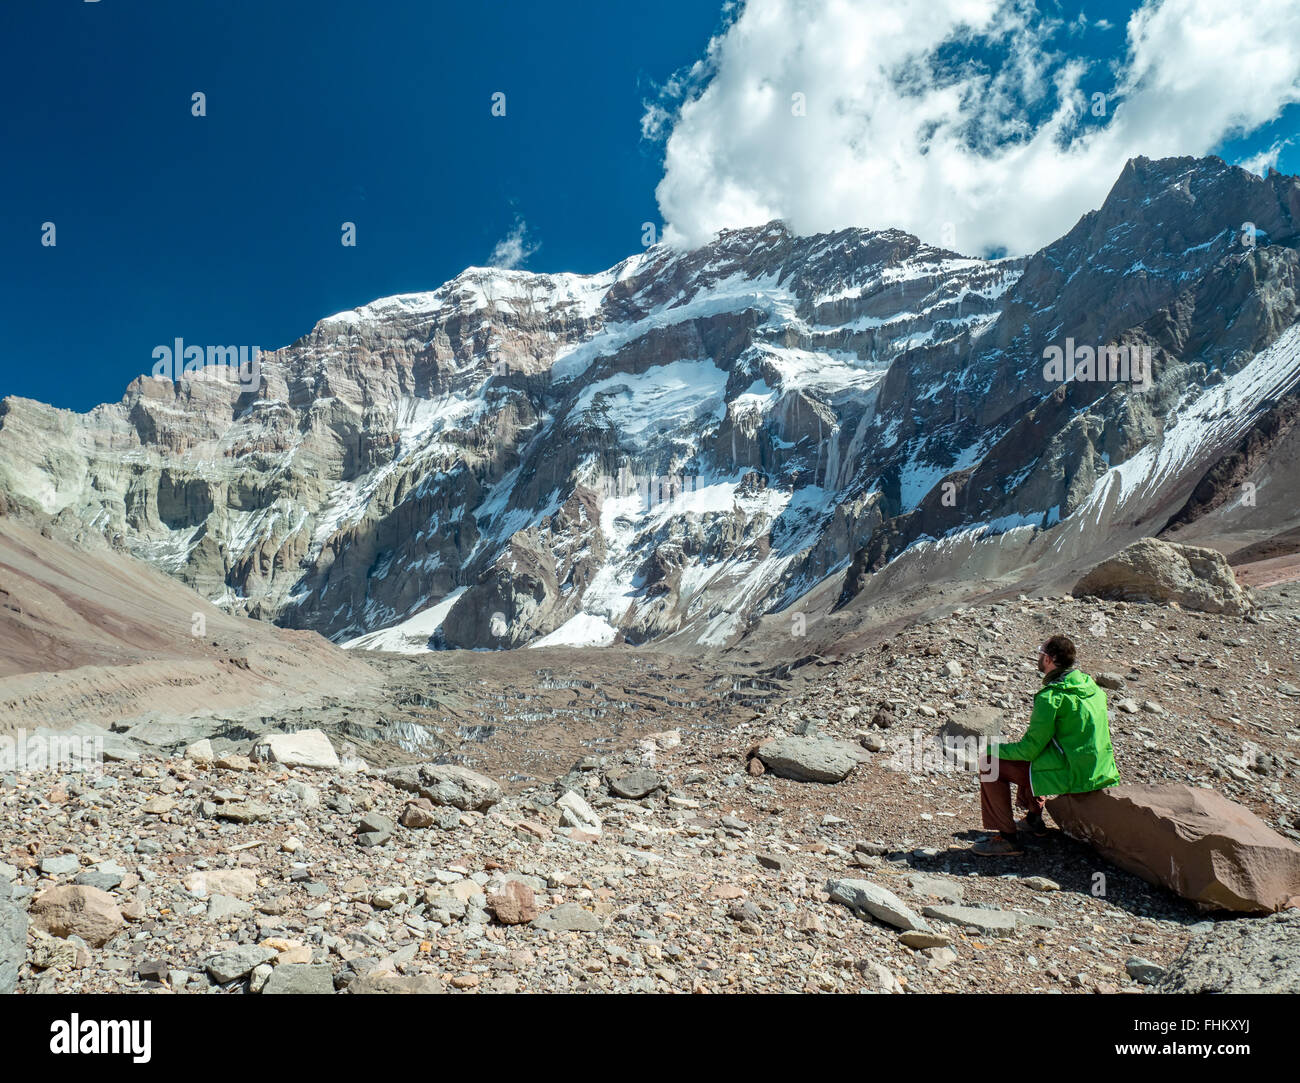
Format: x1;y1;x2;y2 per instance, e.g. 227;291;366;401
0;504;379;732
2;156;1299;652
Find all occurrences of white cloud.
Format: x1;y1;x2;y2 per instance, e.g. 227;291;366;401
1238;140;1290;177
488;218;538;269
648;0;1300;256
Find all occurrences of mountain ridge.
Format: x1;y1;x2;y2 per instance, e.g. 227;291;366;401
3;154;1299;654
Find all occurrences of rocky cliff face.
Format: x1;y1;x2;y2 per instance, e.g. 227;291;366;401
3;156;1299;650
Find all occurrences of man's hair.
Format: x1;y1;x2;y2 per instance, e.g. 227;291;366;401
1041;634;1076;670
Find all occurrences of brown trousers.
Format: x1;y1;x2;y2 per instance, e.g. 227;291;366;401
980;756;1047;836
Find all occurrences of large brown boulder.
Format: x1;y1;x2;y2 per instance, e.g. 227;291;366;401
1073;538;1251;614
1047;784;1300;912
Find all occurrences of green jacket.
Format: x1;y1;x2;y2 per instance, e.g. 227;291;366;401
990;669;1120;797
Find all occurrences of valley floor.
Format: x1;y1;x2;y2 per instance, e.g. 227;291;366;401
3;585;1299;994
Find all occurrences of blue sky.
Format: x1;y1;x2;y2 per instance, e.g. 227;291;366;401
0;0;724;409
2;0;1297;411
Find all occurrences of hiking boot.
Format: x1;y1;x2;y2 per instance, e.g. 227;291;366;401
971;833;1023;857
1018;812;1049;838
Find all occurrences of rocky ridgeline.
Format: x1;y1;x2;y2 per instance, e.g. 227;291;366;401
3;581;1299;995
3;157;1299;653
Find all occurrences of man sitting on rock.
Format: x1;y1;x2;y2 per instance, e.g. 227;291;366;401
972;634;1120;857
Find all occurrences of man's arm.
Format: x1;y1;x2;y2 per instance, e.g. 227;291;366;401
988;689;1060;761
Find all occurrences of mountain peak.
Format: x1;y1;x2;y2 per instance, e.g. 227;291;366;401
5;155;1297;655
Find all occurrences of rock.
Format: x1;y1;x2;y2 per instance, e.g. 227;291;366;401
513;818;552;842
1073;538;1252;615
939;705;1002;740
906;873;964;903
216;801;272;824
826;879;929;931
348;970;445;994
1155;910;1300;993
29;885;124;947
728;900;762;924
641;730;681;753
921;904;1020;937
1094;672;1127;690
185;739;214;762
1125;957;1166;985
384;763;502;811
757;736;859;783
607;768;661;799
531;902;603;933
900;929;952;949
74;861;127;892
39;854;80;876
207;894;253;921
488;881;539;925
557;790;602;836
286;781;320;809
370;887;412;910
757;853;791;873
205;944;278;983
399;798;438;829
1047;784;1300;912
0;895;27;993
183;869;258;899
423;888;469;919
262;962;334;995
214;754;254;771
926;946;959;971
857;959;903;993
141;795;177;815
136;958;168;983
29;930;80;970
356;812;396;847
273;945;313;965
1021;876;1061;892
942;660;963;678
251;729;340;769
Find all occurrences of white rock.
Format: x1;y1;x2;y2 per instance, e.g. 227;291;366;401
557;790;602;836
183;869;258;899
185;739;214;763
251;729;339;770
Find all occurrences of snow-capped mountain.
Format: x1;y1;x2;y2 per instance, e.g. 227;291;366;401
3;156;1299;651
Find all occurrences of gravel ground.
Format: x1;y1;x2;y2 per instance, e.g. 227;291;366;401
4;586;1297;995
